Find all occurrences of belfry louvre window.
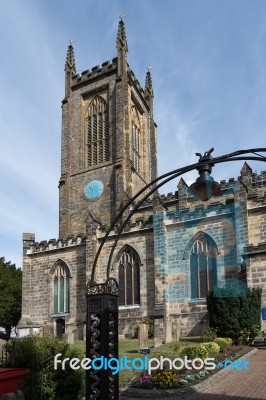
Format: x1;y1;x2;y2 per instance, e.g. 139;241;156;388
190;233;218;299
87;96;109;166
118;247;140;306
131;105;141;172
132;123;141;172
53;264;70;314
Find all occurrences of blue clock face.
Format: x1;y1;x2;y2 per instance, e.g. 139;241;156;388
84;180;104;201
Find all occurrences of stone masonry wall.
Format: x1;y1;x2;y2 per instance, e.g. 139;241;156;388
153;180;249;336
94;217;155;337
19;236;86;339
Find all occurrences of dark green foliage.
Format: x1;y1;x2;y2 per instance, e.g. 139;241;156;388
238;325;261;345
207;287;262;342
4;335;85;400
201;326;217;342
0;257;22;340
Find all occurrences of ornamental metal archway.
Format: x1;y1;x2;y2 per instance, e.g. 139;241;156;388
86;148;266;400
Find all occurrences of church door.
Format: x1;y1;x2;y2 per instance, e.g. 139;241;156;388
56;318;65;338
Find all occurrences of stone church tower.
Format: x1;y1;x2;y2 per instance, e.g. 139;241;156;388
59;20;157;239
18;21;266;340
18;21;158;339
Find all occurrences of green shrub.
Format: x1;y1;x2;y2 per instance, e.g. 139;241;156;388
207;287;262;342
238;324;261;345
201;342;220;355
201;327;217;342
214;337;232;352
4;335;85;400
180;344;208;360
171;341;183;354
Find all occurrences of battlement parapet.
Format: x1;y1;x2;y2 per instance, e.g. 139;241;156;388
70;59;147;102
159;192;178;203
250;171;266;197
243;171;266;201
26;234;86;255
160;177;239;207
71;58;118;86
251;170;266;185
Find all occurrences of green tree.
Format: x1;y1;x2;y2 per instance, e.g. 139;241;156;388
0;257;22;340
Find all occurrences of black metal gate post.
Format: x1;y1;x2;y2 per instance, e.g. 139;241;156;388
86;278;119;400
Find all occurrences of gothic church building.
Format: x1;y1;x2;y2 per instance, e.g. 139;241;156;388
18;21;266;340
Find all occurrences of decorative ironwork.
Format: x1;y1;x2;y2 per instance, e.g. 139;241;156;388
86;147;266;400
87;278;119;296
91;315;101;357
86;281;119;399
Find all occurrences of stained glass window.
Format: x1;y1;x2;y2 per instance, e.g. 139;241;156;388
87;96;109;166
118;247;140;306
53;263;70;314
190;234;217;299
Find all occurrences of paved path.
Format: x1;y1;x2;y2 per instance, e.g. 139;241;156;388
121;349;266;400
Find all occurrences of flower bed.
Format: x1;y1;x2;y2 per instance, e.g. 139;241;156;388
131;345;251;390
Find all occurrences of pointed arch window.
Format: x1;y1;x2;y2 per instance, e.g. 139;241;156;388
118;247;140;306
190;233;218;299
87;96;109;166
131;107;141;172
53;263;70;314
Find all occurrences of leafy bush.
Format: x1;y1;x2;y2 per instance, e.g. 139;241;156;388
238;324;261;345
201;327;217;342
4;335;85;400
180;344;208;360
171;341;183;354
201;342;220;355
207;287;262;342
214;337;232;352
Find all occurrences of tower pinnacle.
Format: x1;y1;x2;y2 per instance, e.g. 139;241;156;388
65;43;76;74
116;19;128;52
64;42;76;98
145;68;154;100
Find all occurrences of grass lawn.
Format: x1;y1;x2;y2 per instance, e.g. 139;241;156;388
71;338;198;356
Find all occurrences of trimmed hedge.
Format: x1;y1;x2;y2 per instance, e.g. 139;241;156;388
207;287;262;342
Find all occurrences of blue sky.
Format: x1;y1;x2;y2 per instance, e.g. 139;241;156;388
1;0;266;268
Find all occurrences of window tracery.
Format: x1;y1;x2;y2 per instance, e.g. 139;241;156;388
131;106;141;172
118;246;140;306
190;233;218;299
87;96;109;166
52;262;70;314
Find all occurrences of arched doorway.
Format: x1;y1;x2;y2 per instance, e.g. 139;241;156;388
56;318;65;338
